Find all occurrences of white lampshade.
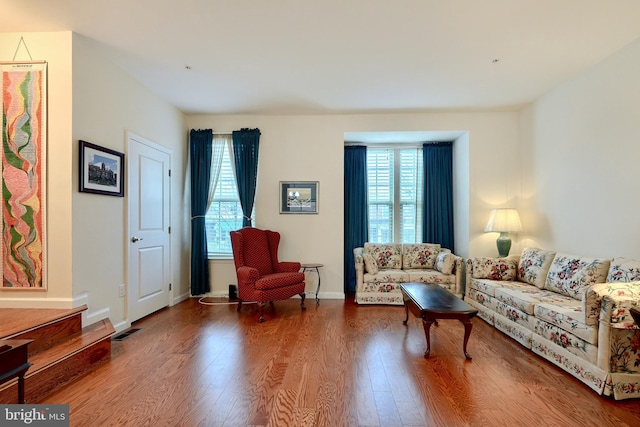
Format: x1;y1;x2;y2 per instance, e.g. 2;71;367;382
484;208;522;233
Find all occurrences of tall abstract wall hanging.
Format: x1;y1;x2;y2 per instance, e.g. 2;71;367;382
1;61;47;289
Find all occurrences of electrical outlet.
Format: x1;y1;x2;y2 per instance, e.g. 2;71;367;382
119;284;126;298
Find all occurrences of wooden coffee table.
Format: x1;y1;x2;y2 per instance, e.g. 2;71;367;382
400;282;478;360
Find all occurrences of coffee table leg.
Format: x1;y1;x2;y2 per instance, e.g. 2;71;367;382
403;302;409;325
422;319;434;358
461;318;474;360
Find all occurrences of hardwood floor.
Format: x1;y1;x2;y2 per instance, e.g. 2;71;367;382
41;297;640;426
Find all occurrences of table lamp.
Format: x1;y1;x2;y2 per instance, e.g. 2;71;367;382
484;208;522;257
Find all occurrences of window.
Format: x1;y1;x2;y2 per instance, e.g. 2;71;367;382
367;147;423;243
205;142;243;257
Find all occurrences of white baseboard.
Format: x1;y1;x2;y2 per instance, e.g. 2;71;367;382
200;291;346;300
173;291;190;305
112;319;131;334
85;306;111;325
314;291;346;300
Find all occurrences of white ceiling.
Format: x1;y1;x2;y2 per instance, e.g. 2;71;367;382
2;0;640;115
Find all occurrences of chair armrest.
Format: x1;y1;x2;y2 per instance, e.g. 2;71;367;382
236;266;260;286
276;262;301;273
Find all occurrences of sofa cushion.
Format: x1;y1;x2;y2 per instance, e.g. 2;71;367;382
255;272;305;290
533;318;598;364
534;302;598;344
363;253;378;274
467;287;496;310
364;243;402;269
407;269;456;285
472;256;518;281
606;258;640;283
544;254;610;300
517;248;556;289
435;252;455;275
363;269;409;284
467;278;523;297
494;299;536;332
402;243;440;269
495;285;571;316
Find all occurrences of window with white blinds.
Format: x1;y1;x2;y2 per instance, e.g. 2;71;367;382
367;147;423;243
205;144;243;256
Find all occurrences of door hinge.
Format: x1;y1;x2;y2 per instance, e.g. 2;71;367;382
168;226;171;234
169;283;172;291
168;169;171;177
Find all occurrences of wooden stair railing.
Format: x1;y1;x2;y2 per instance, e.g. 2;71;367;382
0;305;115;403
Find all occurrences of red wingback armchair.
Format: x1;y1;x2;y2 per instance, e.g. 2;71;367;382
230;227;306;322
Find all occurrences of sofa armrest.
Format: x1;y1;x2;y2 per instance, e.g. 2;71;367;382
354;247;364;290
452;255;464;296
465;258;474;294
583;285;605;327
591;281;640;328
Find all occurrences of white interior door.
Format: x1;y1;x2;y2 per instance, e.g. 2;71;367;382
127;132;171;323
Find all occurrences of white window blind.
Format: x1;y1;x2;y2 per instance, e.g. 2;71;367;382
367;147;423;243
205;144;243;256
367;150;393;243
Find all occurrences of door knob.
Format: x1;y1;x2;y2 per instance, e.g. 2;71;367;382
131;236;143;242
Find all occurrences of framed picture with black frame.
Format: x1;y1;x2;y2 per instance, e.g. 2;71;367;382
279;181;318;214
79;140;125;197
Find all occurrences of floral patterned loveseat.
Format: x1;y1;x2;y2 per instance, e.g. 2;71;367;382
353;243;463;305
465;248;640;400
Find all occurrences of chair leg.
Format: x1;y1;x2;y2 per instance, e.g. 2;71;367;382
300;293;306;310
258;302;265;323
237;299;243;312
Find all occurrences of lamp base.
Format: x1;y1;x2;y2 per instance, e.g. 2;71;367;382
496;232;512;257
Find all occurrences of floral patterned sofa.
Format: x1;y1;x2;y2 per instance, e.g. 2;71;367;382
465;248;640;400
353;243;463;305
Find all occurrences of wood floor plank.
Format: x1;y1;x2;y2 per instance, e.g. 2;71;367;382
373;390;403;427
38;297;640;427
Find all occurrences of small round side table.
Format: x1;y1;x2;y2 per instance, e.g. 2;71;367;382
301;263;323;304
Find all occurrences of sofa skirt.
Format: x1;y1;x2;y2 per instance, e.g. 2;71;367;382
531;334;607;395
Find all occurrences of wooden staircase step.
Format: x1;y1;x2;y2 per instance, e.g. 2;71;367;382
0;306;87;340
27;318;115;375
0;306;115;404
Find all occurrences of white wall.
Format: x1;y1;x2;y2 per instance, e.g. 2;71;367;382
187;112;519;297
0;32;74;305
0;32;188;333
518;38;640;260
72;34;187;330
